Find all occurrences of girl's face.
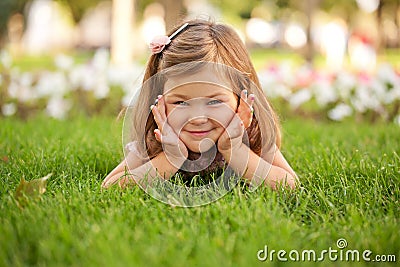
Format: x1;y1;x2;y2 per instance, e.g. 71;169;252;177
163;82;238;153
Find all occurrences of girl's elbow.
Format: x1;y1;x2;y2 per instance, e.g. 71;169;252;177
266;167;299;190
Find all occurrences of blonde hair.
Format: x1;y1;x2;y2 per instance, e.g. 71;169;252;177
128;19;281;160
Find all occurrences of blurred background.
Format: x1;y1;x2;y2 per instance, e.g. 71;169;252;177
0;0;399;122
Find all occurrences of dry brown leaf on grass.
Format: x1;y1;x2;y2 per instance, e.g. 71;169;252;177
14;173;52;208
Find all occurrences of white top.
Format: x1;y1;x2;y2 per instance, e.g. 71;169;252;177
125;141;140;155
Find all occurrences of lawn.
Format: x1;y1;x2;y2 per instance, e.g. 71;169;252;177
0;115;399;266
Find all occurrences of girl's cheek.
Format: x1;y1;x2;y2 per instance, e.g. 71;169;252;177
206;105;235;127
166;108;188;128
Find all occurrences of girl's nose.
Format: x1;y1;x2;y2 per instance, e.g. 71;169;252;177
189;115;208;125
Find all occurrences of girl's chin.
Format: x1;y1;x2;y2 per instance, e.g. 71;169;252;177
185;140;217;154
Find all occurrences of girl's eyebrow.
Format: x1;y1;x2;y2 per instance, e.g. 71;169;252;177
165;93;190;99
166;92;231;99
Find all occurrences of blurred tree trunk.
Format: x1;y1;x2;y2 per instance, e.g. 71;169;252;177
396;2;400;47
304;0;320;65
111;0;135;65
378;0;400;49
161;0;185;31
376;0;385;51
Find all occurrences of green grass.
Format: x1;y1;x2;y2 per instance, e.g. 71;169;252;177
1;115;399;266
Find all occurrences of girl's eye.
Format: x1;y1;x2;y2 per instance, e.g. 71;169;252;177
174;101;189;106
207;99;222;105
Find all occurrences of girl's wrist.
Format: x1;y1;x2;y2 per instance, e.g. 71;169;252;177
221;143;248;165
164;153;187;169
224;144;250;177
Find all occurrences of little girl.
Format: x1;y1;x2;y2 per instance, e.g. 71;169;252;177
102;19;297;196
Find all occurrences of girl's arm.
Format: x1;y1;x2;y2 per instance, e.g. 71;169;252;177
218;91;297;190
101;151;185;188
270;147;297;180
226;145;297;190
101;149;145;187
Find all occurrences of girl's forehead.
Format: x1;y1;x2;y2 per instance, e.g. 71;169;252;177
163;67;233;93
164;82;234;98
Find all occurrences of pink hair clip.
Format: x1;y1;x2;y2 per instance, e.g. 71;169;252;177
149;23;189;54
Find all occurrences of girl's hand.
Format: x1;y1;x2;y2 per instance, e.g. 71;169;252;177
217;90;255;160
151;95;188;164
236;90;255;129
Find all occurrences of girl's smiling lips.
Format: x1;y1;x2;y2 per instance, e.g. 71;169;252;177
186;129;212;137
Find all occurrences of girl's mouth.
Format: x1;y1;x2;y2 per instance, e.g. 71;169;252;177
187;130;211;137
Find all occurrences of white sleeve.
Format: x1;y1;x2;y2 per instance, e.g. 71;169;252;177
125;141;140;155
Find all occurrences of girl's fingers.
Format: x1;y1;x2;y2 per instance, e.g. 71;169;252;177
118;176;135;188
238;90;255;128
151;105;162;129
102;175;119;188
241;89;248;103
225;114;244;139
157;95;167;121
248;94;255;108
151;95;168;131
239;90;254;110
154;128;162;142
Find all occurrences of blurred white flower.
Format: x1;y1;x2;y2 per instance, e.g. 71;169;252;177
20;72;33;87
2;103;17;116
69;65;84;89
312;82;337;107
35;71;68;97
349;41;376;73
69;64;96;91
351;85;368;112
280;62;296;87
122;95;131;107
0;50;12;68
335;71;357;99
328;103;352;121
46;97;71;119
107;64;144;106
8;80;37;102
268;84;292;99
54;54;74;70
7;81;19;98
385;86;400;103
288;88;312;109
108;64;143;88
258;67;293;99
351;84;381;112
92;48;109;71
370;78;387;103
295;65;313;86
93;81;109;99
394;115;400;126
376;63;399;84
